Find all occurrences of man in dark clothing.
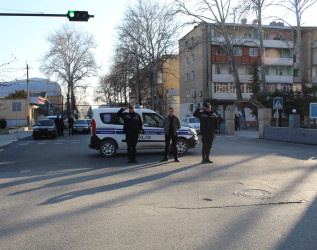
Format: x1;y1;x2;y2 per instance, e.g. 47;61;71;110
161;107;181;162
54;115;61;136
68;116;74;136
193;103;219;164
235;114;240;131
59;116;64;136
118;105;143;163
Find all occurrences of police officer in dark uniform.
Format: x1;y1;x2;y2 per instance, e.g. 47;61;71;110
118;105;143;163
193;103;219;164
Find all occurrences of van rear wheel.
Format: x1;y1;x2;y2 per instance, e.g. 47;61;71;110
100;140;117;157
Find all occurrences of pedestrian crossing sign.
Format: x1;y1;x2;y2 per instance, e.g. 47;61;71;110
273;97;283;110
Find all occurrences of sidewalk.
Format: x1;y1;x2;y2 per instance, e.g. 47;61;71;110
0;130;33;147
233;128;259;138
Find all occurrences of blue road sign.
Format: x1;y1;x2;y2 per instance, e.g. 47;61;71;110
310;103;317;118
273;97;283;110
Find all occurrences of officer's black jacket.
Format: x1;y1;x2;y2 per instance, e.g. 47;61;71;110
117;108;143;135
193;109;219;135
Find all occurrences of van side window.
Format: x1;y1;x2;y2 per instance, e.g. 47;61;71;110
100;113;124;125
142;113;163;128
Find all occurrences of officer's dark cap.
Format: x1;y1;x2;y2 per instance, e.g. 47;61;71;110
128;104;135;109
204;103;211;108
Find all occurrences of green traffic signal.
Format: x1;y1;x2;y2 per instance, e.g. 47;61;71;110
67;10;89;21
68;11;75;18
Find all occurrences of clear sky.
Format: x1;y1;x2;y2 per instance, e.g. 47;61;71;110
0;0;136;102
0;0;316;104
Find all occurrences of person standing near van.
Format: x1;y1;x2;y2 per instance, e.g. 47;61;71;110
54;115;61;135
193;103;219;164
161;107;181;162
118;105;143;163
59;116;64;136
68;116;74;136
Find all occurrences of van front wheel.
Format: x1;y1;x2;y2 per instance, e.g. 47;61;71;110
176;138;188;154
100;140;117;157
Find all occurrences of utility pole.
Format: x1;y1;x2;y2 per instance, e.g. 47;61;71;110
26;63;31;130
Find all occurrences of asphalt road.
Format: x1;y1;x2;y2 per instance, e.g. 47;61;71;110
0;133;317;249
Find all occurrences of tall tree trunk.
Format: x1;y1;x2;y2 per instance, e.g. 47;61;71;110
67;84;71;117
295;0;305;92
257;8;267;91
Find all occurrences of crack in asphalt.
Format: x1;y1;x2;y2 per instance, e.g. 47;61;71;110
155;200;309;210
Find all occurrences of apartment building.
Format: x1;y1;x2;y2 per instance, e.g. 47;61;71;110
179;22;317;120
129;55;180;116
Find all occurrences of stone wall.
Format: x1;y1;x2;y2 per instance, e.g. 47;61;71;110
264;127;317;145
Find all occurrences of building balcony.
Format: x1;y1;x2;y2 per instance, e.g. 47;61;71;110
212;93;252;100
264;57;293;66
266;75;293;83
212;74;252;83
211;38;293;49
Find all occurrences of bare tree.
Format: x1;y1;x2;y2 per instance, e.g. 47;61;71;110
40;24;98;117
175;0;247;120
0;55;23;85
273;0;317;91
244;0;275;91
116;0;179;113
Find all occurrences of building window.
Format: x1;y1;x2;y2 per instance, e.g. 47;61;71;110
214;83;230;93
269;84;277;92
12;102;22;112
215;47;226;56
185;57;189;66
228;65;232;74
233;47;242;56
185;90;189;98
216;66;221;74
191;71;195;80
245;66;253;75
229;83;235;93
245;83;251;93
191;88;196;98
244;33;251;39
283;84;293;92
249;48;258;57
185;73;189;81
191;54;194;64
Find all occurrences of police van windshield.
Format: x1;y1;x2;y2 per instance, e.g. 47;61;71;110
142;113;163;127
189;117;199;123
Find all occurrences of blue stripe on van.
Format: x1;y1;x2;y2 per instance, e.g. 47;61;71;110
96;128;191;136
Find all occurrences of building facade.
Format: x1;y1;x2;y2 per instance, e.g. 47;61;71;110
0;78;64;127
178;22;317;120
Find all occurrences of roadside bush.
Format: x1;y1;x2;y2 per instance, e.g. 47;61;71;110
0;118;7;129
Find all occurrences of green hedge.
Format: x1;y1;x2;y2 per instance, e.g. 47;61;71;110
0;118;7;129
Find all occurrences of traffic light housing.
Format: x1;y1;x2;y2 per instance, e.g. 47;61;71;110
67;11;89;21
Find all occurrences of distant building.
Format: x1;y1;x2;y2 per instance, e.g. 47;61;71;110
129;55;180;116
0;78;64;127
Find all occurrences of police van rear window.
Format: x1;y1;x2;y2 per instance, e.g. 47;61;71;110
99;113;124;125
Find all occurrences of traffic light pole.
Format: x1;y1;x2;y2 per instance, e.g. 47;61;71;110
0;12;94;21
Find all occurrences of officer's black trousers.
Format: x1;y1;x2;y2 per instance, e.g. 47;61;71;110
164;134;178;159
126;134;139;161
201;133;214;161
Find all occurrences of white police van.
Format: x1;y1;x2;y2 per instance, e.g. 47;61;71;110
89;107;199;157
